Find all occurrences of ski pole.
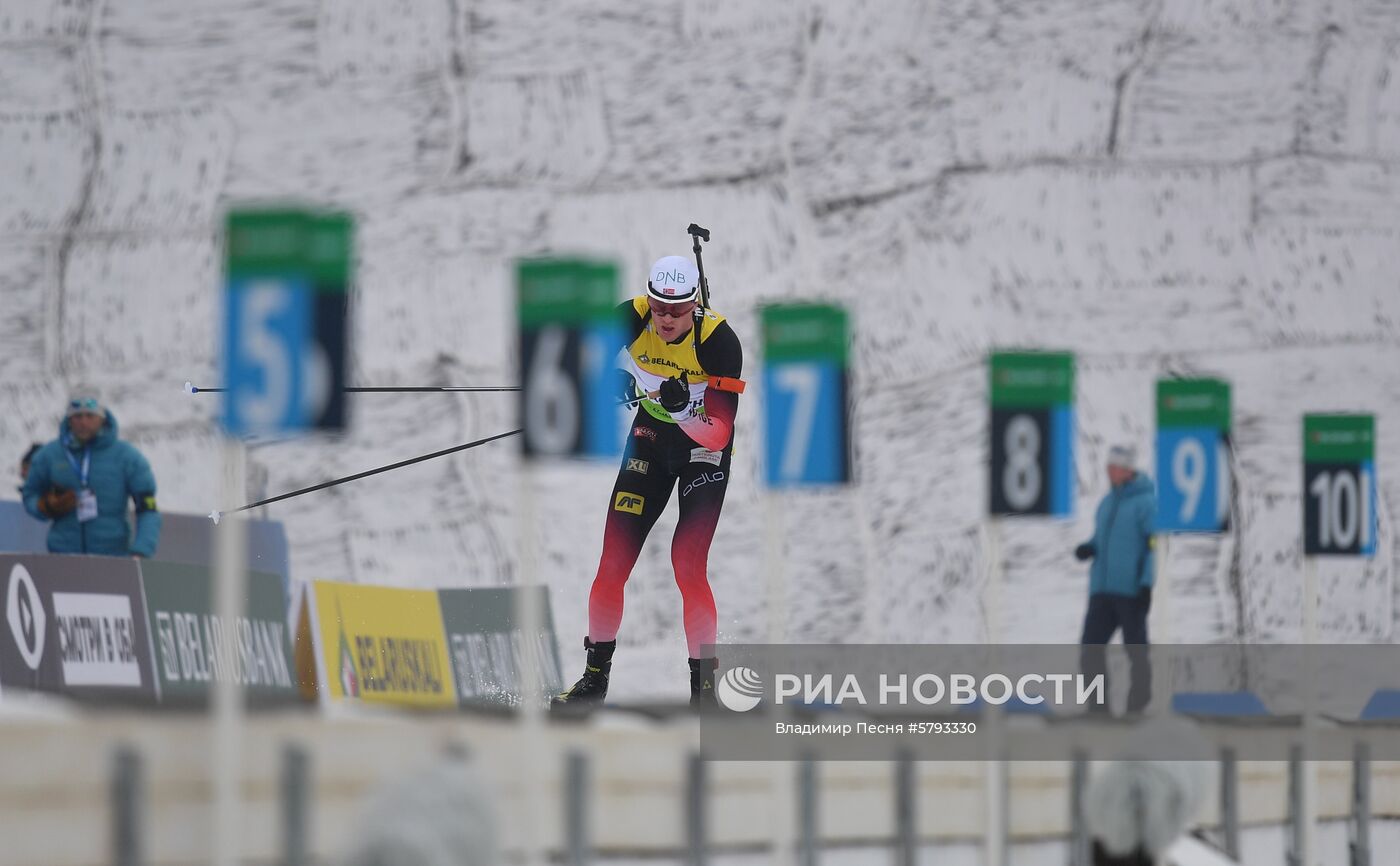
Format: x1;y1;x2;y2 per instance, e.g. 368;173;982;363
185;381;519;395
208;428;521;523
617;375;747;408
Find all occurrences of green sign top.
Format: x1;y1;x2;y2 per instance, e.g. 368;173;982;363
1304;414;1375;462
226;209;305;276
516;258;619;328
1157;378;1231;430
989;351;1074;407
761;303;848;364
306;212;354;290
226;208;354;292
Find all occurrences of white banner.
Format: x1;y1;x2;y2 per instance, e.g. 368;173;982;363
51;592;143;687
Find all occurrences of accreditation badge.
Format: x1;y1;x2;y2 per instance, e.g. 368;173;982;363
77;488;98;523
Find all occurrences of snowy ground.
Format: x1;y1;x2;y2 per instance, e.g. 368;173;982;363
1;1;1398;712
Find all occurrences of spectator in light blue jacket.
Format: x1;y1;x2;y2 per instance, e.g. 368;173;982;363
1075;444;1156;713
21;387;161;558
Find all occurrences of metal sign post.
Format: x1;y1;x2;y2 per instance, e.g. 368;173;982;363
216;207;352;866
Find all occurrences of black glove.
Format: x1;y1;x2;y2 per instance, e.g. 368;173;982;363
658;373;689;413
1074;542;1095;561
615;369;637;403
1138;584;1153;610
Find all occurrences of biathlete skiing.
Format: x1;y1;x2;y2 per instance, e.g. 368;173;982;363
553;228;743;711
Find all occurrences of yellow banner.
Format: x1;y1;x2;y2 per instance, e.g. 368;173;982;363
311;580;456;708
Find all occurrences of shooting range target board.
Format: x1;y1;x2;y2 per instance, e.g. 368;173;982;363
988;352;1074;517
517;258;623;461
222;209;353;437
1156;378;1232;533
1303;414;1377;558
761;303;850;488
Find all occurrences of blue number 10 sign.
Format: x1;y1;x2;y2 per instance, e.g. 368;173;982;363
762;304;849;487
1156;379;1231;532
1304;414;1377;557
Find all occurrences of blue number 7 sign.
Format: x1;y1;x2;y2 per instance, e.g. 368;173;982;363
761;305;849;488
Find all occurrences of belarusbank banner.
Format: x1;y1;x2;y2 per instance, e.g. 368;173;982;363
439;586;563;706
308;580;456;709
0;554;558;711
140;561;298;706
298;580;564;708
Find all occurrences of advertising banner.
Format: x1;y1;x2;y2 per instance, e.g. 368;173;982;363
309;580;456;709
0;554;158;704
140;560;300;706
438;586;563;706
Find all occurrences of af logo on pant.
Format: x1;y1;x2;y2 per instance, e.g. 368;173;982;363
614;492;645;515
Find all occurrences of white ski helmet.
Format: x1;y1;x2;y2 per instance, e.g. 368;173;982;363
646;255;700;304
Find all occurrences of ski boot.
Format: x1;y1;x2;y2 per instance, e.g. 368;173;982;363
551;638;615;711
689;657;719;712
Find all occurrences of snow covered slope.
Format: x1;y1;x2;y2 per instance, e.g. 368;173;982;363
1;0;1396;699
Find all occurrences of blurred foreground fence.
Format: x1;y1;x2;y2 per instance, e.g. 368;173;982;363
2;710;1398;865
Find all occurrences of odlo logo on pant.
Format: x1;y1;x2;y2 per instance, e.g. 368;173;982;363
614;492;645;515
682;471;724;498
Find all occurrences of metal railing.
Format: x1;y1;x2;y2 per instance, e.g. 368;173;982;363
103;739;1387;865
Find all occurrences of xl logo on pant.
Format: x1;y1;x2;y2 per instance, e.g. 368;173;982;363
614;492;646;515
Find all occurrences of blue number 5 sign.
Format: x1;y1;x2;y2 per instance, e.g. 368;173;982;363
222;209;350;438
225;277;311;435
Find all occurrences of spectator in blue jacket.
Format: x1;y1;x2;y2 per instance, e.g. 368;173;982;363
1075;444;1156;713
22;387;161;559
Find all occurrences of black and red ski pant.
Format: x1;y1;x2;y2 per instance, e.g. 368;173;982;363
587;409;732;658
